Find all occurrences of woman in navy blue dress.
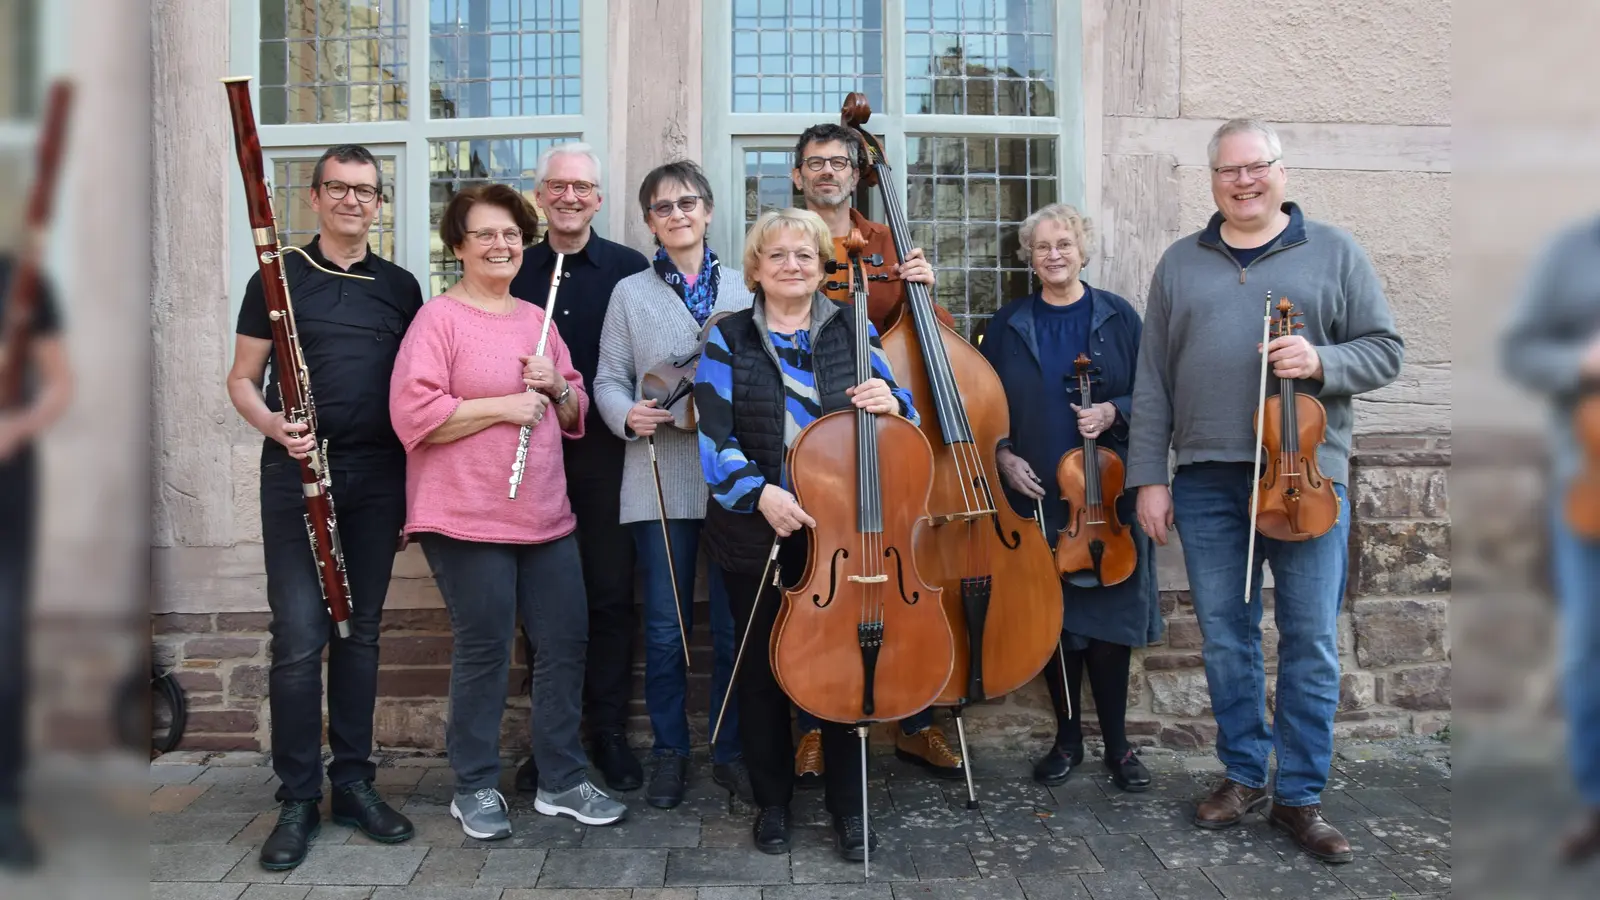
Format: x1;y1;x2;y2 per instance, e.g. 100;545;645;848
979;204;1163;791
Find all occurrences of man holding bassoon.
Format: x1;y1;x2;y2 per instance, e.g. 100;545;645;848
224;143;425;871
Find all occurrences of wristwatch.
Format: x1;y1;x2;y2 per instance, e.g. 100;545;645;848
555;383;572;406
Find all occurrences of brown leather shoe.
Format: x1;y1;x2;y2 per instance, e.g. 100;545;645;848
1561;809;1600;864
794;730;823;785
1268;803;1354;863
894;726;965;780
1193;779;1269;829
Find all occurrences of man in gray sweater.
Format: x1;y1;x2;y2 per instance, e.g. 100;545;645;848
1125;119;1403;864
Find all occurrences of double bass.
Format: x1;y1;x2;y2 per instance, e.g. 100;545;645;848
837;95;1061;769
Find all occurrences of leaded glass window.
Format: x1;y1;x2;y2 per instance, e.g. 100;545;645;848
732;0;884;113
430;0;582;119
905;0;1056;116
258;0;409;124
271;156;400;260
427;136;570;293
743;149;805;228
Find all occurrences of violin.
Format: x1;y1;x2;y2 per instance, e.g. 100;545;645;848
1566;391;1600;536
838;94;1061;712
1055;354;1136;587
638;310;734;432
1252;296;1340;541
770;231;953;726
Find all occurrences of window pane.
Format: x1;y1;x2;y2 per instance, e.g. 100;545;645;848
1;0;38;119
431;0;582;118
905;0;1054;117
731;0;883;114
271;156;399;261
906;135;1055;338
743;148;804;230
259;0;408;124
427;136;571;293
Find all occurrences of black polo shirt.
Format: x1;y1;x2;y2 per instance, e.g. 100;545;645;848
509;231;649;472
0;254;63;407
236;235;424;473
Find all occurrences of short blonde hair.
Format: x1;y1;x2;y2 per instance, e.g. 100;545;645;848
1016;203;1094;265
741;208;835;291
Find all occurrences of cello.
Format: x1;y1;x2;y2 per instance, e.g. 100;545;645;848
837;95;1061;791
770;232;953;876
1055;353;1136;588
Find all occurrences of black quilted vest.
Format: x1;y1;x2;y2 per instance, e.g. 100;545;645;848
703;299;861;574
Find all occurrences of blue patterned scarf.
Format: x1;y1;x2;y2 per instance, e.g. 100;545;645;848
653;244;719;327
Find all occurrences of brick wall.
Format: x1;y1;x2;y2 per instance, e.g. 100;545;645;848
151;435;1450;756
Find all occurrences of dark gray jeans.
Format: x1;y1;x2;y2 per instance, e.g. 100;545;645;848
418;532;591;794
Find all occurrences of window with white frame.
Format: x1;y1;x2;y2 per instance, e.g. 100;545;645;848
0;0;41;244
233;0;606;302
707;0;1082;342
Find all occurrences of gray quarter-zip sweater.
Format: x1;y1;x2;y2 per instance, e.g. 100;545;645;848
1125;202;1404;489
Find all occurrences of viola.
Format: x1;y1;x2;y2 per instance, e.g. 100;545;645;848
770;231;953;726
838;93;1061;713
639;311;734;432
1566;391;1600;536
1252;296;1341;541
1054;353;1136;587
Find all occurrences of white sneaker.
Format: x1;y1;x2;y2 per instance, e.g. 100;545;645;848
534;779;627;826
450;787;511;840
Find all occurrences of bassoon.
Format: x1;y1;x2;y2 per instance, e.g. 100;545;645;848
221;76;362;639
0;80;73;409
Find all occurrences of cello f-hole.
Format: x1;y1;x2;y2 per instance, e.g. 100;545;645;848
812;548;848;608
884;545;920;605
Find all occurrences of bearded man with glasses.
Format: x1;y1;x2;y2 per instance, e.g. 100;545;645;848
225;144;425;871
507;143;652;796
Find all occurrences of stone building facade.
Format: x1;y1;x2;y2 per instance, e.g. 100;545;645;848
142;0;1452;754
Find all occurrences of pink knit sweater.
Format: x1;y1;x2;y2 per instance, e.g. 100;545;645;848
389;295;587;544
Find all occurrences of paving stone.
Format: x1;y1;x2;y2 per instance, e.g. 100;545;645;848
764;885;894;900
1080;870;1157;900
305;890;377;900
229;810;282;847
1340;788;1427;818
1016;874;1092;900
908;845;978;880
1104;773;1211;803
1137;868;1224;900
1379;852;1451;893
188;784;282;815
629;891;700;900
151;886;249;900
153;765;211;785
153;845;253;882
1335;745;1396;763
368;890;503;900
1182;758;1226;775
1395;787;1450;819
696;813;752;848
1359;817;1450;856
579;806;702;848
1083;833;1162;872
890;877;1027;900
196;767;279;787
534;848;669;888
1320;855;1417;897
1139;825;1281;869
238;888;313;900
789;845;917;883
664;848;791;886
283;846;429;885
1045;775;1115;806
153;785;214;814
501;890;633;900
407;848;488;886
1200;862;1356;899
374;768;427;788
1311;791;1374;824
152;812;257;845
1038;802;1108;840
980;803;1057;842
1086;799;1194;835
345;812;467;849
967;836;1101;878
877;801;993;846
459;811;586;850
1332;762;1441;791
223;852;291;884
692;889;763;900
472;849;546;887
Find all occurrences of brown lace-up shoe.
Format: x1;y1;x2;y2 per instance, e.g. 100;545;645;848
894;726;965;780
1193;778;1269;829
1560;809;1600;865
794;730;823;785
1268;802;1354;863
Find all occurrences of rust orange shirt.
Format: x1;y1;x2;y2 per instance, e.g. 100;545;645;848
822;208;956;332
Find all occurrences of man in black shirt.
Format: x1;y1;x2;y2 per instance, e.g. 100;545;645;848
0;255;74;872
508;143;649;793
226;145;424;871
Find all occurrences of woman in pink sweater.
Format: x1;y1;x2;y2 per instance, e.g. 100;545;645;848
389;184;627;841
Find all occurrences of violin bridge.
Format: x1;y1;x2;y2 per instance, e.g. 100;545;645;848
847;574;888;584
932;509;995;526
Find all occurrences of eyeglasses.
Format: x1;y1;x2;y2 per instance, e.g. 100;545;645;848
764;248;819;266
1032;241;1077;258
801;155;854;173
1211;159;1280;183
542;179;596;198
319;181;379;203
650;195;702;218
467;228;524;246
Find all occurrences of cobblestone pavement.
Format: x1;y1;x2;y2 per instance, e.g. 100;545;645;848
146;742;1451;900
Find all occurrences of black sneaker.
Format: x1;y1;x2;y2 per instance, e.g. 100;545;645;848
753;805;791;854
0;804;39;872
259;800;320;871
1104;747;1151;793
592;732;643;792
832;813;878;862
712;758;755;805
332;781;414;842
646;755;688;809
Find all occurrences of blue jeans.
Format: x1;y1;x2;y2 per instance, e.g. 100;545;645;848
632;520;741;765
1171;462;1350;807
1549;490;1600;807
795;707;934;736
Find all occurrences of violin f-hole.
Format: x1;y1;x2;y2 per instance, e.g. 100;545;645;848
883;546;920;605
811;548;847;608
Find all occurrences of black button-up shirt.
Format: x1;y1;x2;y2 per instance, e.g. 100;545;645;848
510;231;649;473
236;235;424;472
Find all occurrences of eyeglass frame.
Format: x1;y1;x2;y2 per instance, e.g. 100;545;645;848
800;155;855;173
464;227;526;246
763;247;821;266
541;179;597;199
318;180;380;203
1210;158;1281;183
1031;240;1079;259
649;195;703;218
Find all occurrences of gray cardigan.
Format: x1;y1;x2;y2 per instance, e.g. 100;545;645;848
1126;203;1404;489
593;263;755;524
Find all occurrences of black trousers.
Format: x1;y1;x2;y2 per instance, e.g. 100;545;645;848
523;457;636;737
0;446;38;805
260;461;406;802
721;532;863;817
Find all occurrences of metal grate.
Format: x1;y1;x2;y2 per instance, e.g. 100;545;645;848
742;149;805;228
905;134;1056;341
430;0;582;119
427;135;571;294
732;0;884;113
271;157;399;261
258;0;409;124
904;0;1056;117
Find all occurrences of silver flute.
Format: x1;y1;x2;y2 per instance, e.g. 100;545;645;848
509;251;566;499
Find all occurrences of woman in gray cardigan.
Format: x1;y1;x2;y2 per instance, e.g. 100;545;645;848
592;161;754;810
